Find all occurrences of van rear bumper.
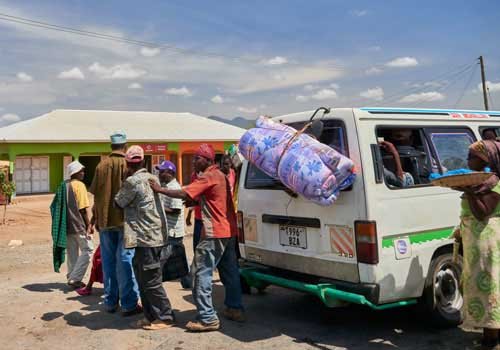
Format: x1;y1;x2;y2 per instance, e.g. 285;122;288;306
241;260;379;304
240;263;417;310
244;246;360;283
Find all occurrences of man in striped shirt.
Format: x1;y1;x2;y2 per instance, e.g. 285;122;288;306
156;161;192;289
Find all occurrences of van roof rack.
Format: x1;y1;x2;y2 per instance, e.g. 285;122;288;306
360;107;500;117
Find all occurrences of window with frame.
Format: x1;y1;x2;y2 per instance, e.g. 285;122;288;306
245;119;348;189
374;126;476;189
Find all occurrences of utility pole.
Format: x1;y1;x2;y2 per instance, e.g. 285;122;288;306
479;55;489;110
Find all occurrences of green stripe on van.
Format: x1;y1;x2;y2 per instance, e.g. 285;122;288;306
381;227;454;248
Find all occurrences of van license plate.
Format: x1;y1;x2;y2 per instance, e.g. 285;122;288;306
279;225;307;249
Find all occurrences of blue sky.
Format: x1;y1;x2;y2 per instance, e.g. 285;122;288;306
1;1;500;126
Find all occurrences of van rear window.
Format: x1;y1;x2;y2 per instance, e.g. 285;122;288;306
245;120;348;189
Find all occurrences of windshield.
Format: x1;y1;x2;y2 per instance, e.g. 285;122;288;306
245;119;348;189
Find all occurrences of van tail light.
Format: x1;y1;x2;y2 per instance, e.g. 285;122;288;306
355;221;378;264
237;211;245;244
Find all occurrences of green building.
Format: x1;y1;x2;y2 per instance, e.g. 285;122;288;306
0;109;245;194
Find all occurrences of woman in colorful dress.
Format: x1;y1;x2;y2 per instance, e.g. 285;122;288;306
458;140;500;349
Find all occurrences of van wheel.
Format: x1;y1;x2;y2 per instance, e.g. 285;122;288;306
422;253;463;327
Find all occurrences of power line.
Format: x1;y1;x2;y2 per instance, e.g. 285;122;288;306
412;64;476;107
0;12;348;70
375;61;477;106
454;63;478;108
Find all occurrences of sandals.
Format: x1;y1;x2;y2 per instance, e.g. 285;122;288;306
142;319;174;331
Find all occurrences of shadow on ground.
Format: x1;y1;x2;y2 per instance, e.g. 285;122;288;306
22;282;70;293
178;284;478;350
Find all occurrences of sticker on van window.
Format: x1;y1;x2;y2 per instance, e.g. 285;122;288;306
394;237;411;260
328;225;355;259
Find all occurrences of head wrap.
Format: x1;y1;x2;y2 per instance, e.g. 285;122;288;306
196;144;215;161
469;141;489;163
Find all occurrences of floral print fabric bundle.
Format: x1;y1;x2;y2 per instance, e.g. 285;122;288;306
239;116;356;206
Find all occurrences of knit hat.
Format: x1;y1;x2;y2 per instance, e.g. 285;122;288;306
195;144;215;161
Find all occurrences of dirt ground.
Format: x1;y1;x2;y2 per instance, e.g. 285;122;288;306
0;195;483;350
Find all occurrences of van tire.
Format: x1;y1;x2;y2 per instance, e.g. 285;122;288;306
422;253;463;328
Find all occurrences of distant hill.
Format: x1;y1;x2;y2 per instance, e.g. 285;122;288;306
208;116;255;129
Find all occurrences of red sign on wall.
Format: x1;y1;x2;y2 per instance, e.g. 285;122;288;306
139;144;168;153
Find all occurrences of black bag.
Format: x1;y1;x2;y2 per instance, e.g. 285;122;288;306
161;240;189;282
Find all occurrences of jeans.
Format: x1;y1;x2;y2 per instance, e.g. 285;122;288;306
193;237;243;323
99;228;139;311
66;233;94;282
133;247;175;322
192;219;203;253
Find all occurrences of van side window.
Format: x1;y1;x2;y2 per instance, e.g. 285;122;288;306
246;120;348;189
376;127;434;189
288;120;348;155
427;129;476;171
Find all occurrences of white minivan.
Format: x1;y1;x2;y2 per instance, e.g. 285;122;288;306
237;107;500;326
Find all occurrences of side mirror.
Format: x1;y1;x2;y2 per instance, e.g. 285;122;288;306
309;120;324;139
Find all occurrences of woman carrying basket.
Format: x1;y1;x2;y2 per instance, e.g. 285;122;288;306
455;140;500;350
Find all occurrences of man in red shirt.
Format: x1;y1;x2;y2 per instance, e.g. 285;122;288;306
149;144;244;332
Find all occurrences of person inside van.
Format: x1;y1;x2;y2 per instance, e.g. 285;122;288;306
380;128;440;186
482;128;497;141
379;140;415;188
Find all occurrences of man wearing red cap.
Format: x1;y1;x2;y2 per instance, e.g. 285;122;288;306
150;143;244;332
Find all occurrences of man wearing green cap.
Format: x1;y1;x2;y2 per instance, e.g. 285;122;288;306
89;131;140;316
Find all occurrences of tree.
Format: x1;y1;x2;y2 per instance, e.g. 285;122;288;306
0;172;16;225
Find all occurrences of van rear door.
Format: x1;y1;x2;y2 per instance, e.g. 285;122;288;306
238;109;366;283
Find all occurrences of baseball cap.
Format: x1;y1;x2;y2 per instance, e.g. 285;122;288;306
125;145;144;163
67;160;85;177
155;160;176;173
110;130;127;145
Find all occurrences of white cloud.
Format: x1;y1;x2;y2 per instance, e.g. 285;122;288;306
330;83;340;89
304;84;317;91
238;106;257;113
478;81;500;93
140;47;161;57
311;88;338;100
17;72;33;82
367;46;381;52
164;86;193;97
411;81;446;88
58;67;85;80
128;82;142;89
211;95;224;104
296;95;310;102
264;56;288;65
89;62;146;79
360;87;384;101
365;67;383;75
1;113;21;124
386;57;419;68
399;91;445;103
272;74;285;81
351;10;368;17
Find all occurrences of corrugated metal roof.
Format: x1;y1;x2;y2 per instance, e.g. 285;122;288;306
0;109;246;143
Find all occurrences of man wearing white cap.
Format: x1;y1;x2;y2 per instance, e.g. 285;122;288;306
65;160;94;288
